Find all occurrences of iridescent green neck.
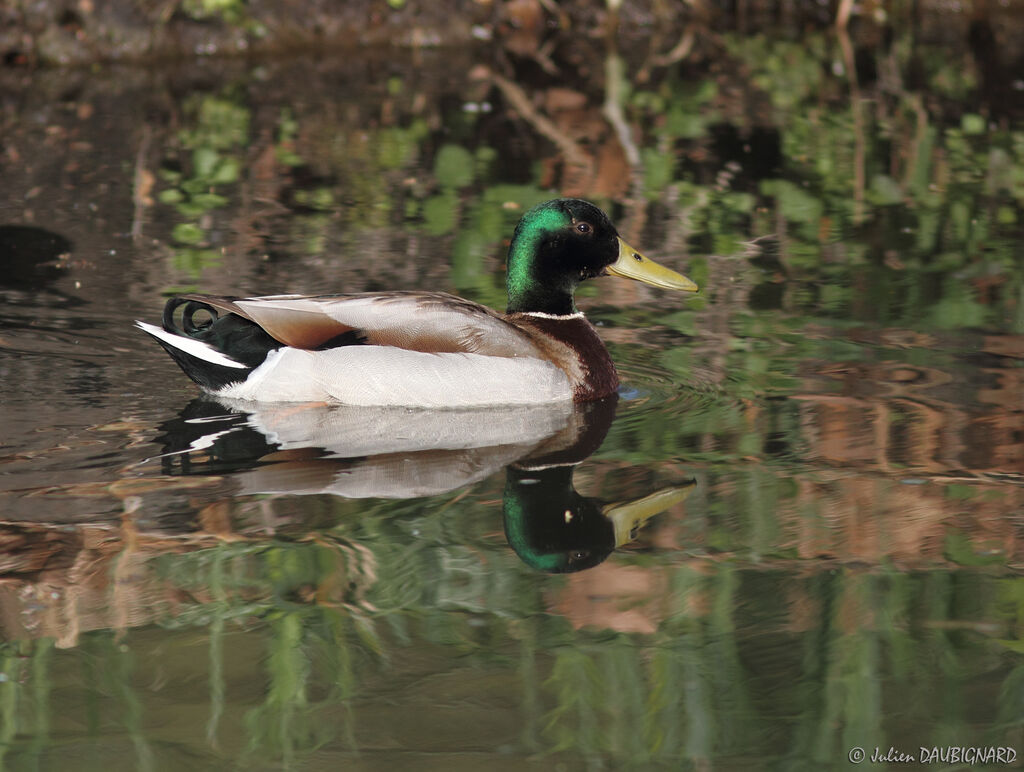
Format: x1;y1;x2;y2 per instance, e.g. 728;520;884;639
506;205;576;315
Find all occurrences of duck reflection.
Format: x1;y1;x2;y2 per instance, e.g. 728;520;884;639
504;465;694;573
154;394;692;572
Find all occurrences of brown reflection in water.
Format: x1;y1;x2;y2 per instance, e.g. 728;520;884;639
795;356;1022;477
549;563;668;634
3;468;1019;648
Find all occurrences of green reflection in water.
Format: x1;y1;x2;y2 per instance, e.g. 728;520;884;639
0;542;1021;767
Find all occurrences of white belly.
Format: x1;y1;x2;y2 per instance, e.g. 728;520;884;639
214;346;574;406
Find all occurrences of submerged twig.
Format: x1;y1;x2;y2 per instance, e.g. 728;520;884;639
837;24;866;223
485;68;591;169
650;25;696;68
602;51;641;168
131;124;153;245
836;0;855;30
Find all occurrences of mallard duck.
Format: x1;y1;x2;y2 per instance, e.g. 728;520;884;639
137;198;698;406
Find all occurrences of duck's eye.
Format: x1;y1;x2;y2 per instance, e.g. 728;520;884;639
576;222;592;234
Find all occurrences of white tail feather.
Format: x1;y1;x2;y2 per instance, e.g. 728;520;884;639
135;320;247;369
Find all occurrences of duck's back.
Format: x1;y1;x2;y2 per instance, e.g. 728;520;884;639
138;291;577;406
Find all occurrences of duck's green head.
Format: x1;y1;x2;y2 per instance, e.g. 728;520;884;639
506;198;698;315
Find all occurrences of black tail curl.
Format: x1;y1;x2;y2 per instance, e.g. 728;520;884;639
163;297;223;336
154;295;283;392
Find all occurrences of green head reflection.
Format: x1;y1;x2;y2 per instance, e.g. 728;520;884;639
503;464;695;574
503;465;613;573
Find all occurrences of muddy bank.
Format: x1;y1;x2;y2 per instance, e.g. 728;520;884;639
4;0;1024;68
1;0;680;66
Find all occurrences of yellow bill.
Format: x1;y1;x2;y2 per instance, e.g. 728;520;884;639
605;238;699;292
604;482;697;547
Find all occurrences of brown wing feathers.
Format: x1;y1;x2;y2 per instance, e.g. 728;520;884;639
232;303;356;349
165;293;356;350
164;291;551;360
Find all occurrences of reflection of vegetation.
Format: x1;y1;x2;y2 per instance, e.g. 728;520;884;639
2;537;1020;767
180;0;252;27
158;94;249;276
623;30;1023;332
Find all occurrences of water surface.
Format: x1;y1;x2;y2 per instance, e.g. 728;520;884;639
1;14;1022;770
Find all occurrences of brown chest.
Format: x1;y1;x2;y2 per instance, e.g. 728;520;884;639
507;313;619;401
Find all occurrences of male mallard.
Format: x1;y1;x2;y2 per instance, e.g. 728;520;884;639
137;198;698;406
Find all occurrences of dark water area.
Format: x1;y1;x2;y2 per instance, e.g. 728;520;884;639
1;6;1023;770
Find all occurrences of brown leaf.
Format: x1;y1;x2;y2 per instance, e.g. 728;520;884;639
544;87;587;112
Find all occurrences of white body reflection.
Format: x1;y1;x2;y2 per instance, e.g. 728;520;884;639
160;397;603;499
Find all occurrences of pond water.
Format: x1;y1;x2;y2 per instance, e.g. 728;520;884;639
1;11;1023;771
